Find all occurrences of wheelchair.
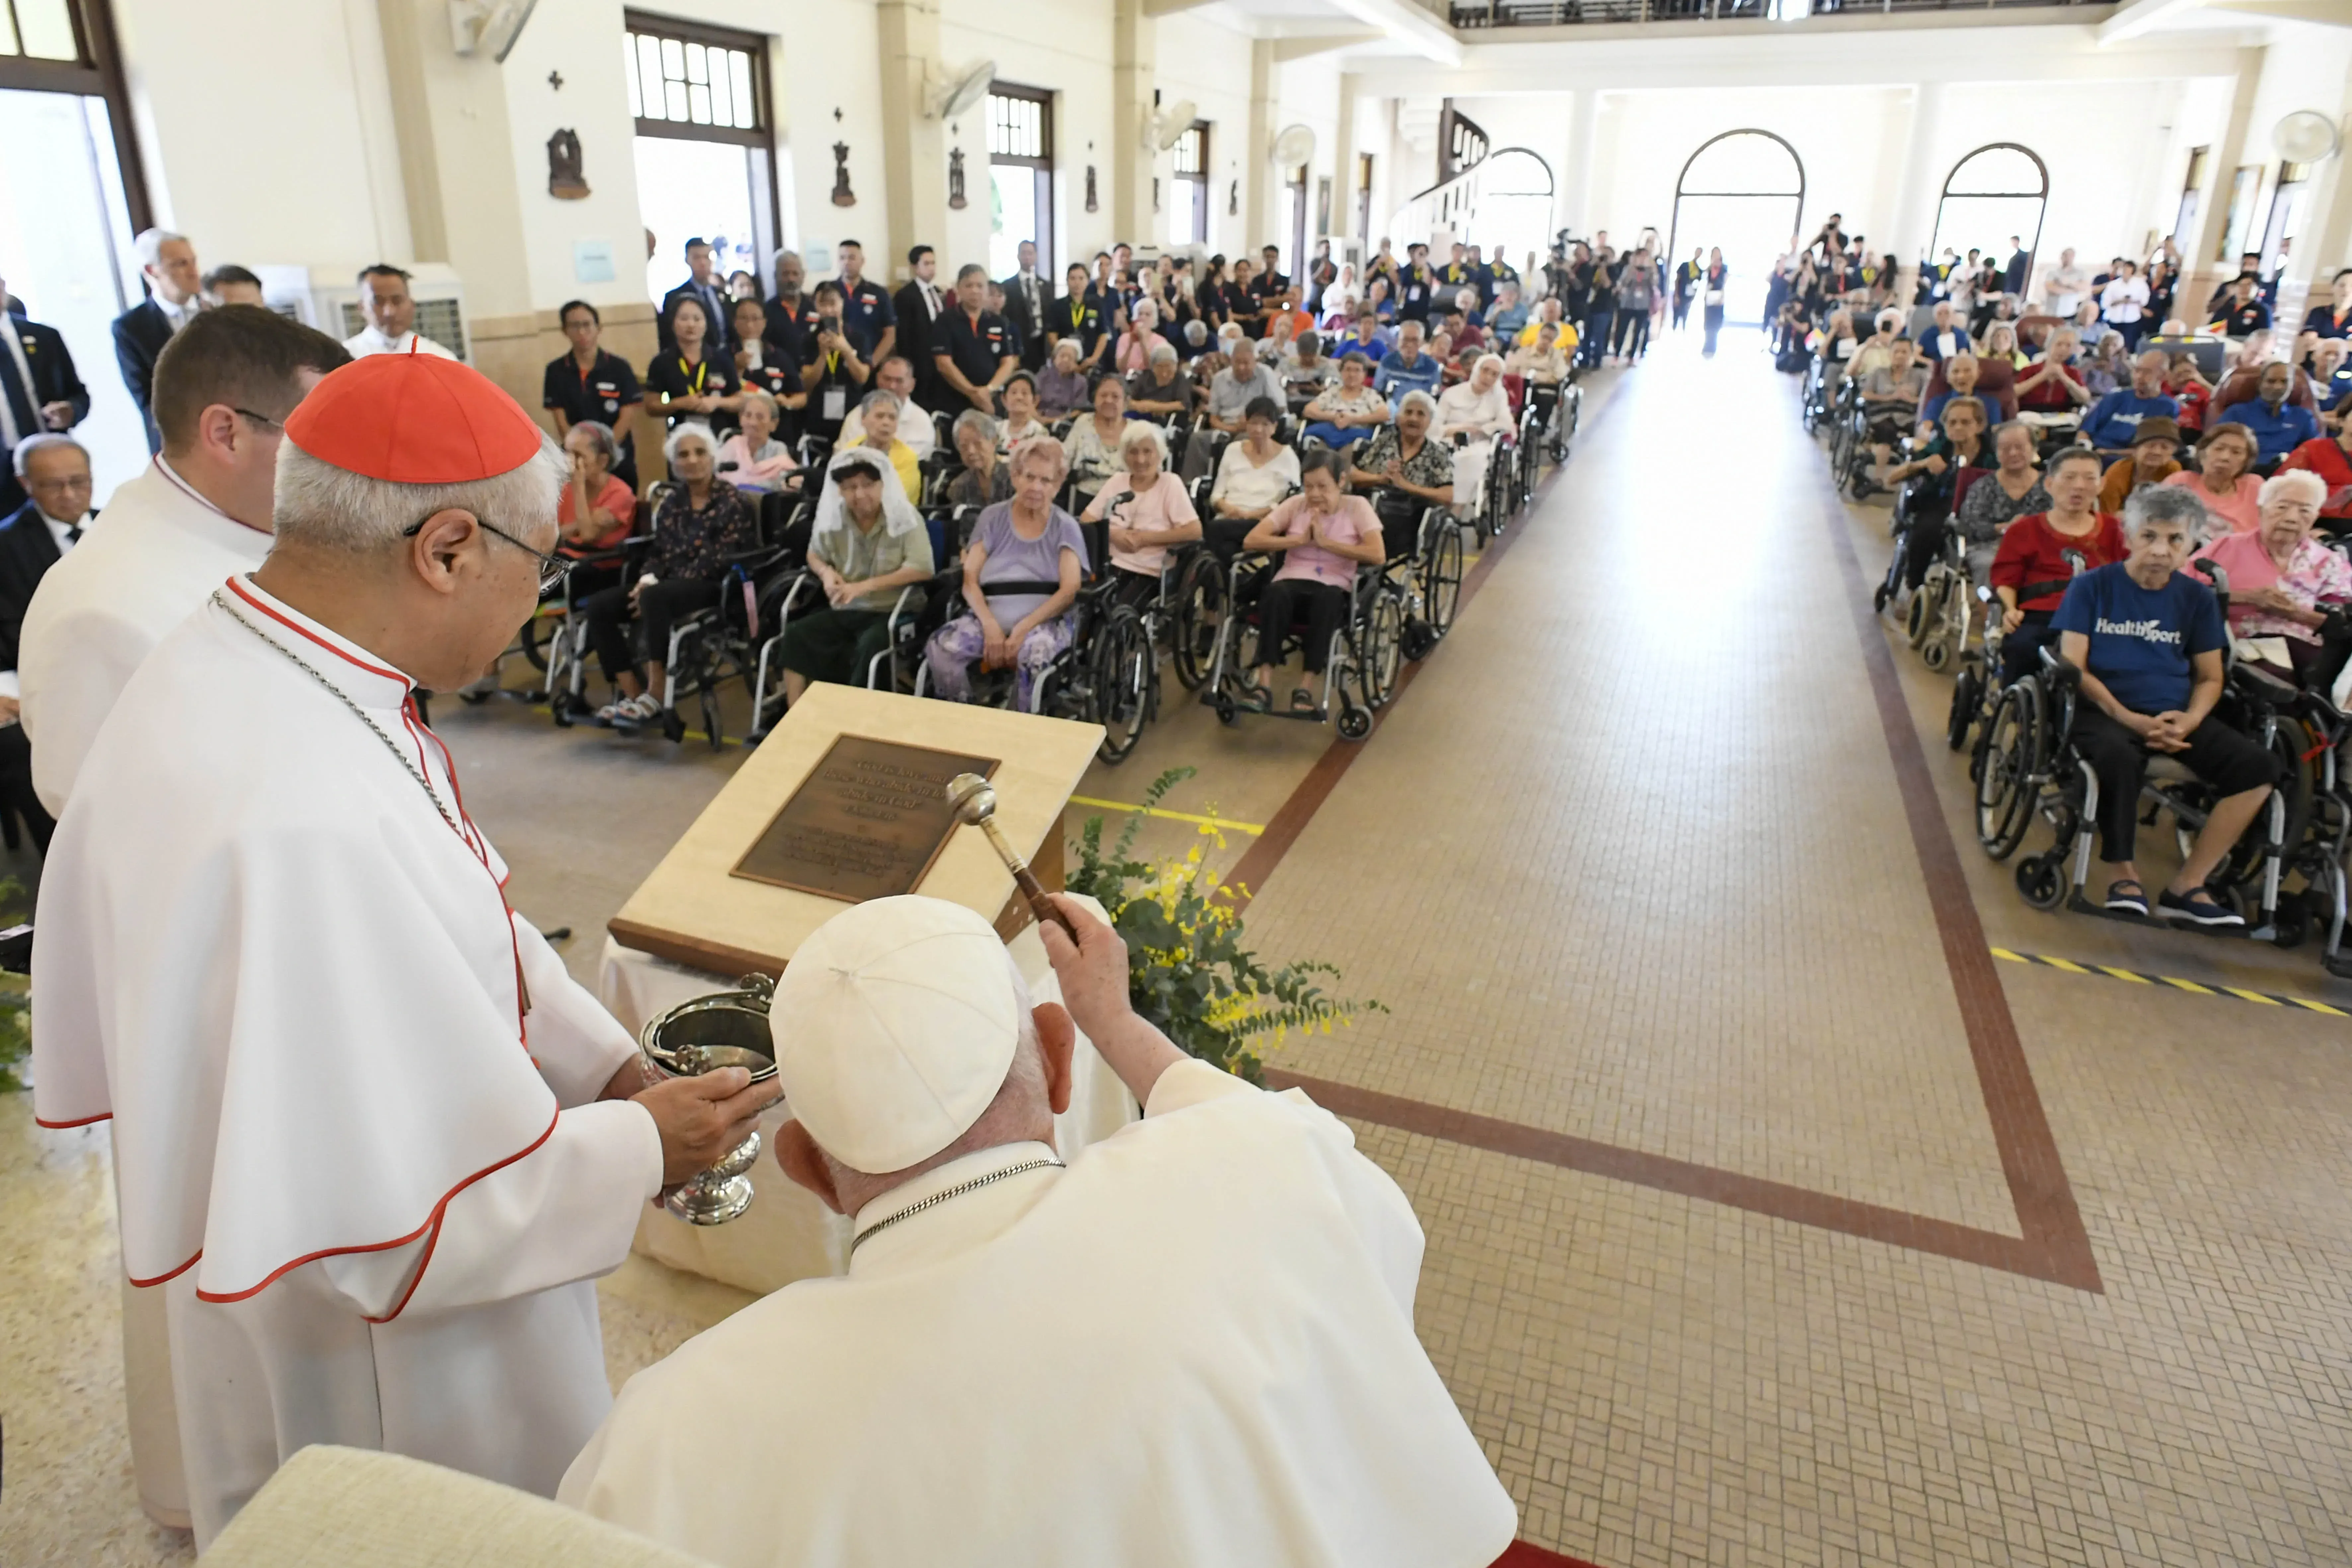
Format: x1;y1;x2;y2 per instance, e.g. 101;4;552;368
1194;550;1403;741
1453;430;1522;545
1516;377;1574;494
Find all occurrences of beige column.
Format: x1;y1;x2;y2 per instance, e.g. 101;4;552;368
876;0;948;274
1113;0;1155;246
1247;39;1275;254
2188;47;2268;311
1333;73;1359;252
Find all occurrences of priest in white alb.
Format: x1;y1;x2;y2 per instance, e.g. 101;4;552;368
32;348;778;1549
560;892;1519;1568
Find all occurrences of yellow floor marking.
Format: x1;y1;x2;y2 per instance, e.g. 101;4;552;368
2040;956;2093;974
1992;947;2349;1016
2161;977;2218;994
1067;796;1266;836
2220;987;2281;1006
2094;965;2153;983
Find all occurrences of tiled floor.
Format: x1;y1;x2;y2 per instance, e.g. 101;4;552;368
6;331;2352;1565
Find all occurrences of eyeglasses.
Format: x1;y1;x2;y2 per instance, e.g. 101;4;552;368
233;407;286;430
402;514;573;593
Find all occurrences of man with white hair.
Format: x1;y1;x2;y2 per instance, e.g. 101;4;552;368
30;350;779;1548
113;226;205;449
562;893;1518;1568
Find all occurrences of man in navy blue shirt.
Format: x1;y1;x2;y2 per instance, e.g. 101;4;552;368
831;239;897;363
2052;485;2284;925
2215;360;2321;462
2080;350;2182;453
1372;320;1442;404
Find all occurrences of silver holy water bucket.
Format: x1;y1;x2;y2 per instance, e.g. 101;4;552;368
639;973;779;1225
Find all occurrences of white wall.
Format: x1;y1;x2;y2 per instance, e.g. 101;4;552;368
495;0;650;313
1156;15;1263;257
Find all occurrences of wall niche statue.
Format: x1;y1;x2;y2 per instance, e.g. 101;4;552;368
831;140;857;207
547;129;589;200
948;147;968;210
1085;164;1099;213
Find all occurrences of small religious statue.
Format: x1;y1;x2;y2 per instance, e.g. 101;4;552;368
1153;177;1161;213
948;147;967;210
547;129;589;200
1085;164;1099;213
1228;179;1239;216
831;140;856;207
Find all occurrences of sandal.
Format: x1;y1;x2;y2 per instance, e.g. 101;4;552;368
2158;885;2244;928
1240;682;1274;712
1290;688;1317;713
2103;879;2149;918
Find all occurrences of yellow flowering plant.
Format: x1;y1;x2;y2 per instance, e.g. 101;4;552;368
1065;768;1384;1086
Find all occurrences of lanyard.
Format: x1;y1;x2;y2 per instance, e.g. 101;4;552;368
676;355;707;395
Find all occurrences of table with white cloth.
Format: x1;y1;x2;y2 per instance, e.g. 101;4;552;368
599;928;1139;1297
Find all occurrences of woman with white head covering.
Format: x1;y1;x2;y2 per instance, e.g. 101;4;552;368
1435;353;1516;511
778;447;937;704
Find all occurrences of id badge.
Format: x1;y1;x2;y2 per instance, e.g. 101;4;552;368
823;387;847;421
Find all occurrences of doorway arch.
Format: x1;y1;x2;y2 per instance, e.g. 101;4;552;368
1928;143;2047;287
1667;129;1805;326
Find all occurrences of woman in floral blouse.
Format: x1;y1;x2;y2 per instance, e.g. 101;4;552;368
2191;468;2352;687
581;420;760;728
1347;390;1455;558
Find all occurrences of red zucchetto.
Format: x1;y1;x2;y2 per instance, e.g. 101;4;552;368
284;343;543;484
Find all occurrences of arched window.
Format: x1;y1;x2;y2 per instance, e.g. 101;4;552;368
1474;148;1554;281
1929;143;2047;283
1668;129;1805;326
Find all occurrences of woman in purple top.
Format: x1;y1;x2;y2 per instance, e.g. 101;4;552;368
925;435;1089;711
1241;449;1386;712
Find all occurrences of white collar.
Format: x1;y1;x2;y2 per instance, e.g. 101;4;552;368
37;507;88;553
154;292;201;331
216;575;417;711
848;1140;1063;1278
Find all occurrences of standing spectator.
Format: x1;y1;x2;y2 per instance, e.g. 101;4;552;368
113;227;205;450
798;282;870;446
1397;244;1437;324
2099;260;2152;351
893;245;950;410
543;300;646;491
342;265;458;360
1612;253;1656;364
2003;236;2031;298
2213;274;2270;338
1701;249;1728;357
832;239;898;362
1001;239;1051;370
0;275;89;518
2300;267;2352;353
658;237;734;356
764;249;819;364
2040;247;2089;320
0;433;91;850
732;297;807;435
1047;261;1108;372
932;264;1018;416
201;266;266;307
644;296;742;433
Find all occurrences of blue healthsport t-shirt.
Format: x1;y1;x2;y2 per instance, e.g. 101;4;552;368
2049;562;2226;717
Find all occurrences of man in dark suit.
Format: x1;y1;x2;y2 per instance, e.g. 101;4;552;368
0;276;91;519
1000;240;1051;371
2003;237;2031;298
112;227;204;453
658;237;733;356
892;244;950;409
0;432;90;852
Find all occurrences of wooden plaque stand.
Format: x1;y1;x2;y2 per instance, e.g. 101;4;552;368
608;686;1102;975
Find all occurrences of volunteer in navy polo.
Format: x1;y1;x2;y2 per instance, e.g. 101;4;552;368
542;300;645;487
831;239;897;362
1049;262;1107;371
1397;246;1435;323
798;279;871;445
2049;485;2285;927
932;263;1018;415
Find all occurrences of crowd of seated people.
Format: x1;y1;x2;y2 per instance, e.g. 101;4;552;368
1801;228;2352;939
537;227;1586;737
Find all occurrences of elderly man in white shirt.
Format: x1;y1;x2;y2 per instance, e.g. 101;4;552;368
836;352;937;457
561;892;1518;1568
341;263;460;359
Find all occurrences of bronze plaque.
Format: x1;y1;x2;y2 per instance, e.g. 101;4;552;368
730;734;1000;903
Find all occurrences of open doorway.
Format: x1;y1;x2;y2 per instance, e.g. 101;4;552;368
624;12;779;304
0;0;149;504
1668;130;1804;327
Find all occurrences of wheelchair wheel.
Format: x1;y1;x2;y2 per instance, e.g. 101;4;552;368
2015;853;2066;911
1421;521;1465;637
1904;582;1935;648
1092;612;1152;766
1976;682;2040;860
1336;704;1372;742
1921;637;1951;673
1171;554;1225;692
1946;668;1981;752
1360;592;1404;708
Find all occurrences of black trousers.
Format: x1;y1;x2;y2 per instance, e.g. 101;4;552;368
1611;308;1649;358
1253;575;1351;674
1703;306;1725;355
581;576;718;683
2070;705;2283;863
1999;611;2060;687
1672;293;1692;329
1581;309;1614;366
779;606;889;686
0;723;52;855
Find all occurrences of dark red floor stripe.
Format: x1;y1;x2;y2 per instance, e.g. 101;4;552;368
1492;1543;1608;1568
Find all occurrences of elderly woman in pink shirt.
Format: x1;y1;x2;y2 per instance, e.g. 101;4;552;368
1114;299;1172;374
1241;448;1387;712
2190;467;2352;686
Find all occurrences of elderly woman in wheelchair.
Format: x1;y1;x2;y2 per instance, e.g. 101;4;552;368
1083;420;1201;612
923;435;1088;713
2190;468;2352;691
2044;486;2286;926
1240;449;1387;714
777;449;936;707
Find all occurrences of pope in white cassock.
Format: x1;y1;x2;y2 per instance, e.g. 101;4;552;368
31;348;778;1549
561;892;1519;1568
